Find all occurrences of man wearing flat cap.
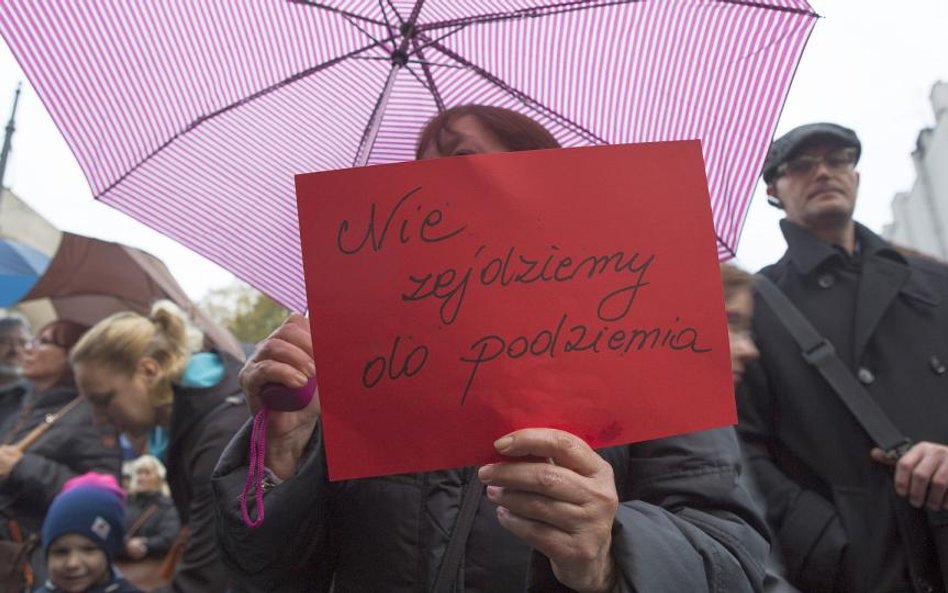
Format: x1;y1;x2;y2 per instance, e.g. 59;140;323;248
737;123;948;592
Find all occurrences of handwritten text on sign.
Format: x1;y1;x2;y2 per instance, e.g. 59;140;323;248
297;141;734;481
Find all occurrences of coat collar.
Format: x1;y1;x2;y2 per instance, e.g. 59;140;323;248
169;350;243;441
780;219;901;275
780;219;943;360
26;382;80;410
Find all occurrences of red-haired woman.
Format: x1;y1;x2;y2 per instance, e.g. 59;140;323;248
213;106;769;593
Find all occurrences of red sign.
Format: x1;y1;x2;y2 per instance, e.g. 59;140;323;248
296;141;734;480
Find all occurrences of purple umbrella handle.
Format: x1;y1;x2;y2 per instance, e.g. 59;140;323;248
260;378;316;411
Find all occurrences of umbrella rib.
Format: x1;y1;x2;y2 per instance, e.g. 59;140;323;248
342;13;394;50
285;0;390;27
418;0;637;32
717;230;736;259
410;25;467;56
403;64;433;93
381;0;405;26
412;38;446;111
388;0;405;24
424;39;606;145
351;0;429;166
351;56;462;69
375;1;398;50
403;63;448;113
712;0;819;17
96;38;396;198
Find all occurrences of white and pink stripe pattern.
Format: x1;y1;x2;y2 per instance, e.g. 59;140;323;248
0;0;816;311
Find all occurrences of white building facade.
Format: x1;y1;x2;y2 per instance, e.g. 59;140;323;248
884;82;948;257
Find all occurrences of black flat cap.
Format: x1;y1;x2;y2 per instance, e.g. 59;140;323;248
762;122;861;184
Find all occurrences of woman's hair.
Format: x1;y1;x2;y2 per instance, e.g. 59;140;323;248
39;319;91;353
415;104;561;159
34;319;90;388
720;262;755;301
70;300;203;407
129;454;171;496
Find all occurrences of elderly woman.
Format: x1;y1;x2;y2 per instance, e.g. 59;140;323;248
212;105;770;593
122;455;180;561
0;319;122;583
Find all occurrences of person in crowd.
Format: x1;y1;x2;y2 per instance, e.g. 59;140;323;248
722;263;804;593
0;314;31;423
737;123;948;592
721;263;759;386
70;301;248;593
0;320;122;585
121;455;180;562
212;104;770;593
34;473;141;593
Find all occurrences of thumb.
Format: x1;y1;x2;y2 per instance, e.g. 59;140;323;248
870;447;895;466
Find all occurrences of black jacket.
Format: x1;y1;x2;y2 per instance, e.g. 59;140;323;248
0;383;122;534
154;352;249;593
212;420;769;593
738;221;948;593
123;492;181;557
0;378;28;428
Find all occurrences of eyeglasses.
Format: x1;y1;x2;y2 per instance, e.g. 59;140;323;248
28;336;65;349
0;338;28;349
776;148;858;178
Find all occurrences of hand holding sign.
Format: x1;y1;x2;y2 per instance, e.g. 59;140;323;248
480;428;619;593
239;314;319;479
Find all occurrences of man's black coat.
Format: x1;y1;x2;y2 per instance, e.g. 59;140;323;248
739;220;948;593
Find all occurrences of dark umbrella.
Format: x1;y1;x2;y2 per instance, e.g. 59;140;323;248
18;232;243;359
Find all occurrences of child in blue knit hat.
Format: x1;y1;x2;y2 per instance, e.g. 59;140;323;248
35;474;142;593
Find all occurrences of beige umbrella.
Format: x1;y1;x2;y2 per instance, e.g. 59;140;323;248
0;188;61;256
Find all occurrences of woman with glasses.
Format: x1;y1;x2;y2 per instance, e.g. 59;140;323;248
0;319;123;585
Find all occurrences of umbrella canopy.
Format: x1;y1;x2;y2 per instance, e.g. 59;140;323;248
0;1;817;312
0;188;62;257
17;232;244;360
0;237;49;305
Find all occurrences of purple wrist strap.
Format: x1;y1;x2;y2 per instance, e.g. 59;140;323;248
240;408;269;528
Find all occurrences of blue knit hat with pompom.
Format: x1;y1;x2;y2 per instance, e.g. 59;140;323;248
42;483;126;563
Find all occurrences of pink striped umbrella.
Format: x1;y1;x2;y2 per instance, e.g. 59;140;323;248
0;1;816;312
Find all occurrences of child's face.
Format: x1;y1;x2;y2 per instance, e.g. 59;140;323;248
47;534;110;593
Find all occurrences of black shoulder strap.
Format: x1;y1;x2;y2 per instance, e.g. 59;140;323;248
755;275;912;459
432;471;484;593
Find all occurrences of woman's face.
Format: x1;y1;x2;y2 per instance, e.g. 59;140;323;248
135;462;161;493
21;327;69;387
726;288;759;384
75;360;157;436
418;115;511;159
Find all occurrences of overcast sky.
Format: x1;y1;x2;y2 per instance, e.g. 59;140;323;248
0;1;946;304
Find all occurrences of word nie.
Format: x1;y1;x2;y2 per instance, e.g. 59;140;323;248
336;186;466;255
